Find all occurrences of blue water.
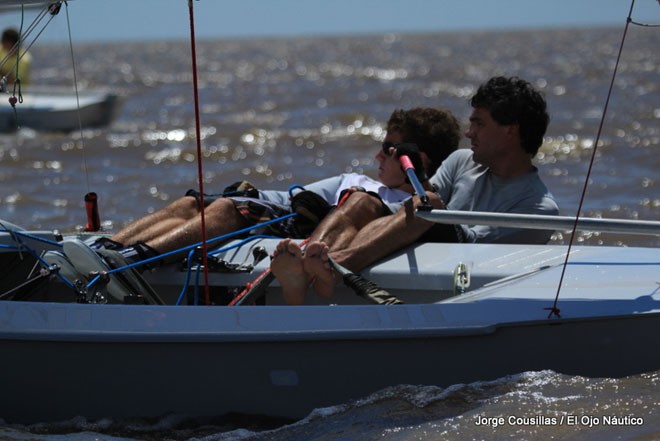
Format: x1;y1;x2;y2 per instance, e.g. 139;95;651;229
0;25;659;440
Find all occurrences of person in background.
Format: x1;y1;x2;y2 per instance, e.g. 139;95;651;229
0;28;31;88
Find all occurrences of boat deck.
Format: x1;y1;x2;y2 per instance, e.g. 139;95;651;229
1;227;659;324
140;238;576;304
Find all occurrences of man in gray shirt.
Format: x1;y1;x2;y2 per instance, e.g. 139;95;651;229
272;76;559;304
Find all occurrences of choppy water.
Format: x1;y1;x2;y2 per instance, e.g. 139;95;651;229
0;371;659;440
0;25;659;440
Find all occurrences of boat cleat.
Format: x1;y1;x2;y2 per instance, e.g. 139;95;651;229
453;262;471;295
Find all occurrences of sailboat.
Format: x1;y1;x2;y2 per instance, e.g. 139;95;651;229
0;0;659;425
0;1;122;132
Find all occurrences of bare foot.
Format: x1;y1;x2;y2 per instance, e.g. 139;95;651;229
270;239;309;305
303;241;336;298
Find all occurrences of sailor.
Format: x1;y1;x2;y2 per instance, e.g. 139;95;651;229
54;107;462;302
0;28;31;87
271;76;559;304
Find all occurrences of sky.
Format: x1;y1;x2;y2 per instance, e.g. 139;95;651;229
0;0;659;44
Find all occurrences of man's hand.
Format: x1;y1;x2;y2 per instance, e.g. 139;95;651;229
223;180;259;198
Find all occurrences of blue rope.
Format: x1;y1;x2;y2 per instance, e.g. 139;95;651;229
98;211;298;277
288;184;306;197
84;212;298;292
2;199;303;299
0;229;76;289
34;252;76;289
0;228;64;248
0;242;75;289
193;264;202;306
176;234;282;305
208;234;281;256
175;248;197;306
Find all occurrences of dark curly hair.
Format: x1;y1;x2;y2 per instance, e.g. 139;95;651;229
1;28;20;47
470;76;549;155
386;107;461;176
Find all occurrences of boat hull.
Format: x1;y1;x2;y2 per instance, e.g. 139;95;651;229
0;88;123;132
1;229;659;423
1;302;658;423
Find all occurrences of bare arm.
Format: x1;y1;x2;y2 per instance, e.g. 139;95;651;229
330;192;445;272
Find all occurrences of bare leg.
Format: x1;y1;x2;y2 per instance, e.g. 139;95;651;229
308;191;385;252
111;196;200;246
144;198;250;260
302;241;336;298
291;192;383;299
270;239;309;305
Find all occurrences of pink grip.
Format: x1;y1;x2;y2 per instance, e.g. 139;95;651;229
399;155;414;170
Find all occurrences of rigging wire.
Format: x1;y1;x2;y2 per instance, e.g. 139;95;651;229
63;1;91;193
9;6;25;113
187;0;212;305
629;0;660;27
2;1;99;229
547;0;642;319
1;2;61;116
0;1;98;230
62;1;102;231
0;3;52;72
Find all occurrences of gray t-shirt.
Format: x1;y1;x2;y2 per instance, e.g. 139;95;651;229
428;149;559;244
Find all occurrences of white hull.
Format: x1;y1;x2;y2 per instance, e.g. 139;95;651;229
1;227;659;423
1;301;658;423
0;87;123;132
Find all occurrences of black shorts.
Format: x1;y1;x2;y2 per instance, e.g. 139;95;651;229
185;189;223;208
337;187;394;216
418;223;464;243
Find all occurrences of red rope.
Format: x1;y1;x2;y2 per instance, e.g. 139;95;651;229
548;0;636;319
229;238;310;306
187;0;211;305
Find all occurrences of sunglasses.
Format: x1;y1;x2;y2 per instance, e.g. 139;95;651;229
381;141;397;156
381;141;419;156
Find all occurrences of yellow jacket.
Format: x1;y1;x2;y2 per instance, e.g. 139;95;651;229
0;47;31;85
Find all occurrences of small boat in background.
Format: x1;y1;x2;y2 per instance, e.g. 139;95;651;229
1;0;124;132
0;86;123;132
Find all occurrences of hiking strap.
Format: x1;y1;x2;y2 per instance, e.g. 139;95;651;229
326;256;403;305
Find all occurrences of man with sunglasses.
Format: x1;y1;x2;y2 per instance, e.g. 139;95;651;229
272;76;559;304
55;107;460;302
270;122;459;304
